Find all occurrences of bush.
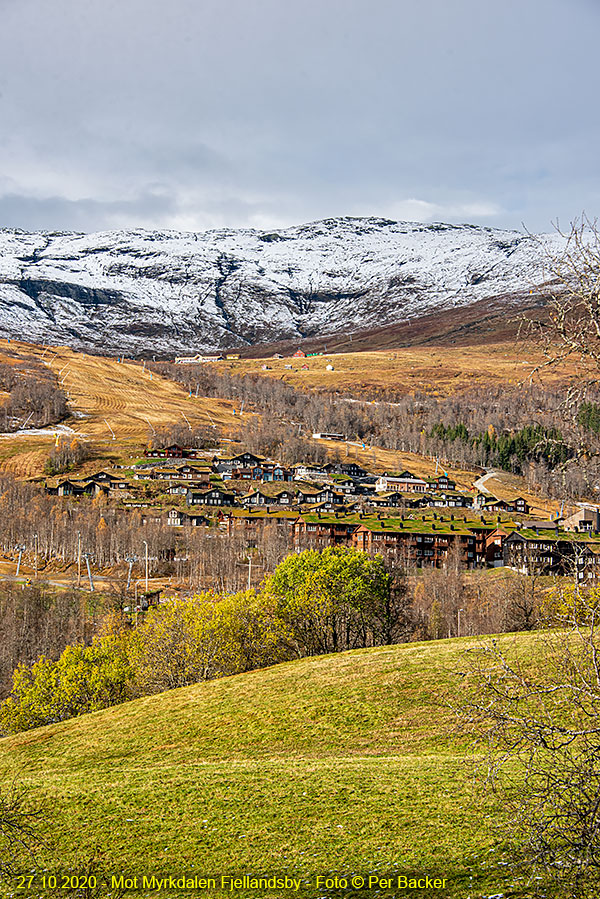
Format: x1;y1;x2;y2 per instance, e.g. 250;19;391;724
0;632;133;735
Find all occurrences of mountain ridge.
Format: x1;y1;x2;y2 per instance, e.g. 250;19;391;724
0;216;562;354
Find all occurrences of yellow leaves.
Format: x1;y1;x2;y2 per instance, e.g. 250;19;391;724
539;584;600;626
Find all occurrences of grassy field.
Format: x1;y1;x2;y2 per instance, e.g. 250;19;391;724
213;340;574;396
0;633;547;899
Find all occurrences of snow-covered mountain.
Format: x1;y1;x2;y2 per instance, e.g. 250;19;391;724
0;217;562;354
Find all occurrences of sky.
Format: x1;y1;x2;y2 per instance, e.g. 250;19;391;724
0;0;598;235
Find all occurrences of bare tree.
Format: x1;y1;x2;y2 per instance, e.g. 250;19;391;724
524;215;600;390
458;590;600;897
0;781;46;878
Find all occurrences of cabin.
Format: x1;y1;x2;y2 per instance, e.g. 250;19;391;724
242;489;288;507
426;475;457;491
324;462;368;479
213;452;264;473
296;486;338;505
166;508;209;527
365;491;403;508
186;487;236;507
146;443;189;459
53;479;111;498
503;528;599;576
292;464;329;481
426;491;474;509
485;527;510;566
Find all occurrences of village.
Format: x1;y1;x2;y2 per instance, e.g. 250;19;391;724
42;441;600;583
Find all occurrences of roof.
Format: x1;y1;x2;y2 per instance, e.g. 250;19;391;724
507;528;600;544
296;511;478;536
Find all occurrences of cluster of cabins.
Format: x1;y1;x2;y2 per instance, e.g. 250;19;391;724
43;443;600;580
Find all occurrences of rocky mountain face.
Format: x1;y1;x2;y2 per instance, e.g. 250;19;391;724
0;217;562;355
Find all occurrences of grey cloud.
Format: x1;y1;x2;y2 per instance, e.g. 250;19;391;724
0;0;598;233
0;191;178;233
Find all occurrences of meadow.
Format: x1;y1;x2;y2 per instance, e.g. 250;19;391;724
214;340;574;397
0;632;547;899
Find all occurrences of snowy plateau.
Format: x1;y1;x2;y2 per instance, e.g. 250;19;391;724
0;217;563;355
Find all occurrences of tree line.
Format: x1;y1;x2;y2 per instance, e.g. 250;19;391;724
0;534;556;733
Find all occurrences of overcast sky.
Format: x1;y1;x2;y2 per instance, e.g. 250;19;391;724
0;0;598;234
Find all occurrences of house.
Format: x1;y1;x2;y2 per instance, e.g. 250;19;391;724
375;472;428;493
425;491;473;509
365;491;404;508
305;500;359;514
213;452;264;473
132;466;155;480
146;443;189;459
174;354;222;363
352;520;477;568
219;509;297;543
292;464;329;481
327;476;356;494
53;479;110;498
166;508;186;527
261;464;291;482
563;505;600;533
186;487;236;507
242;488;295;507
477;494;530;515
166;508;209;527
295;485;339;505
485;527;510;566
293;514;360;549
482;497;517;514
293;349;306;358
324;462;368;479
82;471;128;488
503;527;599;576
426;475;457;491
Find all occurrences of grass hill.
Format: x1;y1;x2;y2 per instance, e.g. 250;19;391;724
0;339;239;477
0;634;540;898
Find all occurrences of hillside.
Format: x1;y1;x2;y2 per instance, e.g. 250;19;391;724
0;218;563;355
0;634;541;898
214;340;574;399
0;340;239;477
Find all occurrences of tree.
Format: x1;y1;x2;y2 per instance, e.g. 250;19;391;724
459;588;600;897
265;546;403;656
524;215;600;389
0;630;133;735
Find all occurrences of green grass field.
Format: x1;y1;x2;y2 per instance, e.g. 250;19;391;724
0;635;544;899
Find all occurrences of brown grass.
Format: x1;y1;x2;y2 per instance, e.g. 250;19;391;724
215;341;575;395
